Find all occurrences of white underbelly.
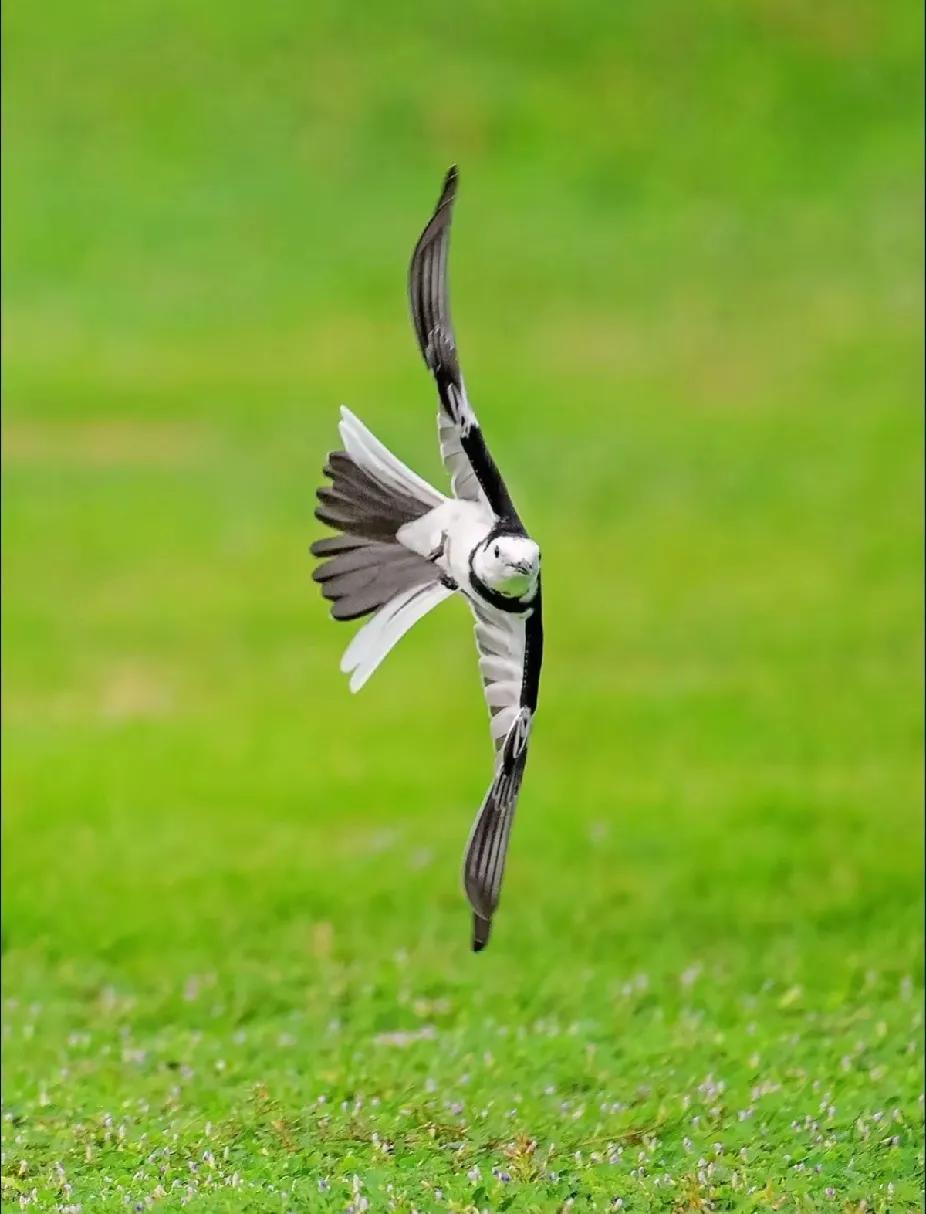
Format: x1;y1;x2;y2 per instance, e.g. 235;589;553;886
397;499;494;589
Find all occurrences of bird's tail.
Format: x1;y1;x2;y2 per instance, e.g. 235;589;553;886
312;408;453;692
315;407;444;544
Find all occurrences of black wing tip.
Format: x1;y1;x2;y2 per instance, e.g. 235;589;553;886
442;163;459;194
409;166;459;365
472;913;492;952
429;165;459;221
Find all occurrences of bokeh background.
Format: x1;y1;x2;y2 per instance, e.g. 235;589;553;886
3;2;923;1209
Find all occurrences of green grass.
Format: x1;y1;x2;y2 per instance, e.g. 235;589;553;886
2;1;923;1210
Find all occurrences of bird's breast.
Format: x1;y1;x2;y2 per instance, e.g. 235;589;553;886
445;506;494;586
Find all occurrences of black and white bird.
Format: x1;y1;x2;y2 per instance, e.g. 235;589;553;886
311;167;543;951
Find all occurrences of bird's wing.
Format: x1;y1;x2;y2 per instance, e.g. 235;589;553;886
408;167;521;523
463;584;543;950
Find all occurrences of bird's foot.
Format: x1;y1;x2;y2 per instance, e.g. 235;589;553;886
427;532;448;563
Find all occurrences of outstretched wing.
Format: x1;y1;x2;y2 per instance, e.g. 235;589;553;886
463;587;543;950
408;166;521;525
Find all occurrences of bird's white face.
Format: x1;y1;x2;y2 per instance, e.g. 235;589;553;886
472;534;541;599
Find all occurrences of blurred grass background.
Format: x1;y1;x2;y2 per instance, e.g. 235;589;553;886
2;1;923;1209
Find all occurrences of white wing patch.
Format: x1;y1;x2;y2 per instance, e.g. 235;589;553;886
438;411;484;503
471;602;527;753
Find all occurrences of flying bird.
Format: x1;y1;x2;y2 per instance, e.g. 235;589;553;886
310;167;543;951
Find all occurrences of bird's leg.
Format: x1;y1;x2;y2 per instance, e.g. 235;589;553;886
427;531;448;562
428;531;458;591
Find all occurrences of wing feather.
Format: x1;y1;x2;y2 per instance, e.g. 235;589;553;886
463;588;543;950
408;168;520;523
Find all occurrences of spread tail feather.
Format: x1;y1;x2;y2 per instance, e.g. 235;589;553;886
340;581;453;692
338;407;445;510
312;411;453;688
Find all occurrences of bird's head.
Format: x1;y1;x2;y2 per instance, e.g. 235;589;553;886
471;533;540;600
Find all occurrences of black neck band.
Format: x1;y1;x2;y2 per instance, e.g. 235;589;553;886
468;565;535;614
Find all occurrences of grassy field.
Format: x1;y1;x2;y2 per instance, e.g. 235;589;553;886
3;1;923;1210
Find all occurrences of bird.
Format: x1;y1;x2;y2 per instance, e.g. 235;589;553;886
310;166;543;951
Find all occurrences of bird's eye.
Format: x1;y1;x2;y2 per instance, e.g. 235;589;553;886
493;545;500;558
